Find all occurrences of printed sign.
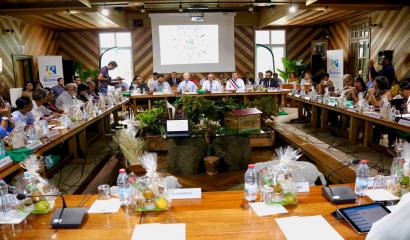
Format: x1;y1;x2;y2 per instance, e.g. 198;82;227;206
326;50;344;91
38;56;64;88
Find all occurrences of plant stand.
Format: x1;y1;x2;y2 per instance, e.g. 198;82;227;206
213;136;252;171
167;138;207;175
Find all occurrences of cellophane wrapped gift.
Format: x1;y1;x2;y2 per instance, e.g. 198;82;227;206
18;155;58;213
262;146;301;205
11;121;27;149
130;152;169;211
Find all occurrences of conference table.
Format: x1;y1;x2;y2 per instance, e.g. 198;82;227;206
0;99;129;179
128;90;291;112
287;94;410;147
0;185;370;239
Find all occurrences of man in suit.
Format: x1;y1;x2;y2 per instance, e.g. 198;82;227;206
167;72;181;87
261;70;279;88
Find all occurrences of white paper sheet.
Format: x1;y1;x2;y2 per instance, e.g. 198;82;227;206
168;188;201;199
275;215;344;240
131;223;186;240
0;210;30;224
296;182;310;193
88;198;121;214
249;202;288;217
365;189;400;202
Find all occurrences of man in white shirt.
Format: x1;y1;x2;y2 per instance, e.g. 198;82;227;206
226;72;245;92
202;73;222;93
147;72;159;89
56;83;80;109
256;72;264;86
151;74;171;93
31;88;53;121
177;72;198;93
199;73;208;86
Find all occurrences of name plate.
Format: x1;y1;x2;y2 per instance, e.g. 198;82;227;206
304;97;311;101
168;188;201;199
296;182;310;193
211;91;223;94
0;156;12;169
328;102;336;107
398;118;410;127
294;94;300;98
287;93;292;96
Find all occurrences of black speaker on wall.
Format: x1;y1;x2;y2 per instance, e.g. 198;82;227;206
63;60;75;84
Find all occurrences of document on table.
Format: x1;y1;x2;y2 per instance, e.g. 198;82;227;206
88;198;122;213
131;223;186;240
0;210;30;224
365;189;400;202
275;215;344;240
168;188;201;199
249;202;288;217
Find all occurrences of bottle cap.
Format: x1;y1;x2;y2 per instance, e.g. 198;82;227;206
248;164;255;169
119;168;126;173
360;160;368;164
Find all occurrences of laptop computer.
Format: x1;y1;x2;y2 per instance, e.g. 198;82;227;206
166;120;191;138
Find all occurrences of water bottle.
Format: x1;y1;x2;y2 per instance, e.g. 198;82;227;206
45;155;53;169
244;164;257;202
0;178;9;213
0;141;6;159
355;160;370;196
117;169;129;206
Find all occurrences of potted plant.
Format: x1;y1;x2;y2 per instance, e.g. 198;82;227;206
277;58;307;82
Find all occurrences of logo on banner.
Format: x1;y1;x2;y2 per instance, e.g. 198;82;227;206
46;65;57;76
331;59;339;69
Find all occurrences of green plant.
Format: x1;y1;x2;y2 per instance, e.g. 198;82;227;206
135;107;165;135
276;58;307;82
73;61;99;80
246;96;277;117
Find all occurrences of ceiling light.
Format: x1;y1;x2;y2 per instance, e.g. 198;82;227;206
140;4;145;13
178;4;183;12
248;5;254;12
289;5;297;13
101;8;109;16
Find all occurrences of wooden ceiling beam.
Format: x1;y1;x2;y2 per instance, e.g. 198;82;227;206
306;0;407;10
258;5;307;28
0;1;92;13
96;8;128;29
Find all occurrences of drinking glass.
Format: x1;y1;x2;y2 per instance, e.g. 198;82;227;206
98;184;111;200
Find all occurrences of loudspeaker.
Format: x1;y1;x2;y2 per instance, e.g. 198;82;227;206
63;60;75;84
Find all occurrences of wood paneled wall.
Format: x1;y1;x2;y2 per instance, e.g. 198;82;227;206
328;21;350;72
0;17;57;99
57;31;99;70
286;27;326;65
132;25;153;80
234;26;255;77
370;7;410;80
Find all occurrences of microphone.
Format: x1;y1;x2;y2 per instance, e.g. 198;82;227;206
17;193;87;228
322;160;360;204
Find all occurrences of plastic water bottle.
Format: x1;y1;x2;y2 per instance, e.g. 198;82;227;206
117;169;129;206
0;178;9;212
0;141;6;159
244;164;257;202
45;155;53;169
355;160;370;196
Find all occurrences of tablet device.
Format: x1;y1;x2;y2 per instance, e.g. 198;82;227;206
337;203;390;234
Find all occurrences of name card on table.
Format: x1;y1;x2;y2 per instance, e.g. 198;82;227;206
304;96;311;101
328;102;337;107
168;188;201;199
88;198;122;213
398;118;410;127
0;156;12;169
296;182;310;193
132;223;186;240
294;94;300;98
287;93;292;96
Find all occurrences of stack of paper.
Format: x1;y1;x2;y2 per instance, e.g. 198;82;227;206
275;215;343;240
249;202;288;217
88;198;122;213
131;223;185;240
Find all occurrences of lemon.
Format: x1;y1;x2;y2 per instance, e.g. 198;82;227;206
155;197;168;210
283;192;296;205
34;200;49;212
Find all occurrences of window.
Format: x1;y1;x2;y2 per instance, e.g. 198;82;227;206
255;30;286;79
99;32;133;84
349;21;370;80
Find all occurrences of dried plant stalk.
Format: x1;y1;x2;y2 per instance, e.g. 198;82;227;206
113;129;145;166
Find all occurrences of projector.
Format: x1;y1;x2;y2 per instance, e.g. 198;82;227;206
191;16;204;22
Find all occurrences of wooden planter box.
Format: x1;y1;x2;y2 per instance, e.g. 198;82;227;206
250;131;275;148
144;135;168;151
225;108;262;134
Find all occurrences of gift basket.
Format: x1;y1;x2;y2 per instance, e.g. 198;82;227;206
258;146;302;205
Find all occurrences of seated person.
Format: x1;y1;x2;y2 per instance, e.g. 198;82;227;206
316;73;335;95
55;83;79;108
87;79;100;101
287;72;299;83
151;74;171;93
22;82;34;98
346;76;367;103
166;72;181;87
177;72;198;93
226;72;245;92
74;76;82;86
77;83;90;102
32;88;54;120
12;96;34;127
129;75;149;93
43;88;64;114
243;72;255;86
202;73;222;92
390;77;400;98
116;77;129;91
199;73;207;86
52;78;65;98
338;74;353;96
217;72;226;85
366;76;391;107
260;70;279;88
391;79;410;113
147;72;159;90
0;100;14;138
300;72;313;86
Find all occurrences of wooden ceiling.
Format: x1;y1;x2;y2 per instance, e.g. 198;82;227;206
0;0;407;29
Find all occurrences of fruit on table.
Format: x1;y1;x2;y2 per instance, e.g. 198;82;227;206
282;192;297;205
144;189;155;200
155;197;168;210
34;200;49;212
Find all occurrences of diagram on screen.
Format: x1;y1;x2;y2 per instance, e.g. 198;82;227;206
159;25;219;65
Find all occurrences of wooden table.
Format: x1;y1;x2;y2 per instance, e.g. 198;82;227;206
287;95;410;147
128;90;291;112
0;100;129;178
1;185;370;239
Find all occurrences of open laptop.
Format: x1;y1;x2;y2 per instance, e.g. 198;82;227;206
166;120;191;138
